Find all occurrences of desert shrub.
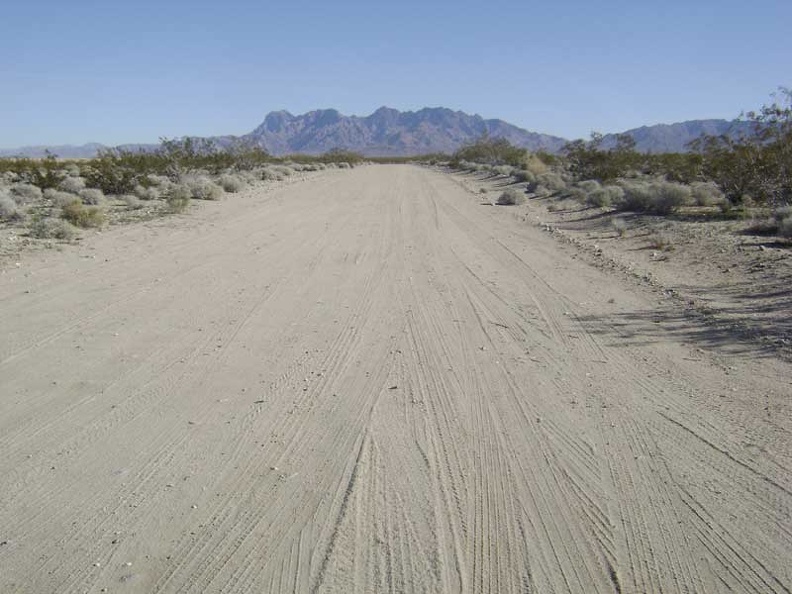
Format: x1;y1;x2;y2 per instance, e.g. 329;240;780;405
165;184;192;212
577;179;602;194
772;205;792;238
133;184;160;200
10;183;43;204
193;180;223;200
63;163;82;177
337;162;351;169
58;176;86;194
521;152;549;176
261;166;285;181
452;136;527;167
121;194;142;209
493;165;515;177
497;188;525;205
43;189;81;208
690;181;725;206
587;185;624;208
1;171;20;184
618;180;690;214
511;169;536;184
29;217;77;240
61;200;105;228
219;173;245;193
79;188;105;205
587;188;612;207
0;194;23;221
186;177;223;200
611;217;627;236
536;172;567;193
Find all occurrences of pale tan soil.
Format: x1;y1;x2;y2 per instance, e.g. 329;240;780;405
1;165;790;593
462;171;792;361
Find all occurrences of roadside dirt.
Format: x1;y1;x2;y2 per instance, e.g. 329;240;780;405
1;165;790;593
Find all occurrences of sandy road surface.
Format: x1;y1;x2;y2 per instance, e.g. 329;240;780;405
1;165;790;593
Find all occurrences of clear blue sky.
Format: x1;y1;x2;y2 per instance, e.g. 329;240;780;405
1;0;789;148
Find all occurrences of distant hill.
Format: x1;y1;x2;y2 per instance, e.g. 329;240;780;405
243;107;568;156
0;109;756;159
601;119;754;153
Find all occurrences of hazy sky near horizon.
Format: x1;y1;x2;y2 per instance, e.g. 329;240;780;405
1;0;789;148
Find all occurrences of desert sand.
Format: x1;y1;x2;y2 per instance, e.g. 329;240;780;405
1;165;790;593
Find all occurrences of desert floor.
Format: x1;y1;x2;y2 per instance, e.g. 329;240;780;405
1;165;790;593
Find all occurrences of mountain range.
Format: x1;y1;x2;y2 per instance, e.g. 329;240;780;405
0;107;750;159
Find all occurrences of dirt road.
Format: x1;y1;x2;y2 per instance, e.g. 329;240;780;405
1;165;790;593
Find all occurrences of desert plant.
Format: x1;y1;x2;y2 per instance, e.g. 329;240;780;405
611;217;627;237
182;176;223;200
690;181;725;206
618;180;690;214
120;194;143;209
78;188;105;205
587;188;612;207
219;173;245;193
58;176;87;194
165;185;191;212
772;205;792;238
0;194;23;221
511;169;536;183
133;184;160;200
29;217;77;240
10;183;43;204
43;189;81;208
497;188;525;205
535;172;567;193
61;199;105;228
